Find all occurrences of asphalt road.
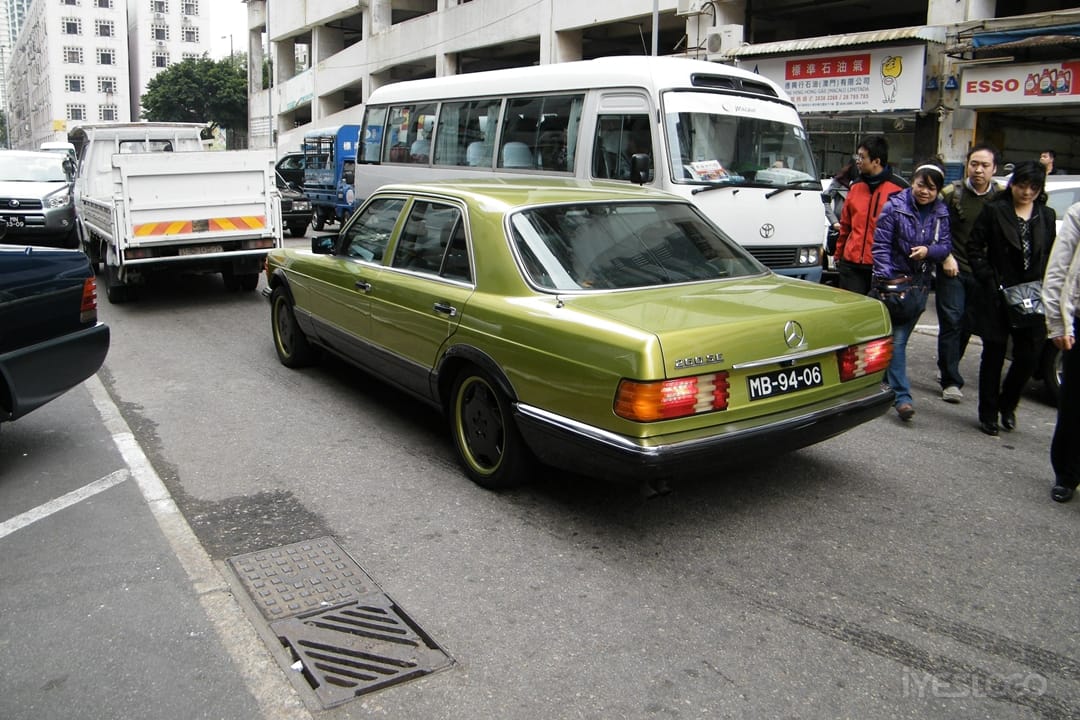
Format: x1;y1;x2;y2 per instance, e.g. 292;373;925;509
2;251;1078;719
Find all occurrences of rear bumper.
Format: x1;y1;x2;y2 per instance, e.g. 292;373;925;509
0;322;110;421
514;382;893;483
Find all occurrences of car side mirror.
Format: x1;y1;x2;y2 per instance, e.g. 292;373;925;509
629;153;651;185
312;236;335;254
343;170;355;185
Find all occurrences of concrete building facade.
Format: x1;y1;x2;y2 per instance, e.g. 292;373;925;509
244;0;1080;175
125;0;213;120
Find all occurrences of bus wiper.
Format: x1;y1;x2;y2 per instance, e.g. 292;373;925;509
765;179;822;199
691;176;745;195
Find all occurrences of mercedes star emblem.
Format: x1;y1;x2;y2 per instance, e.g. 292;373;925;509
784;320;806;349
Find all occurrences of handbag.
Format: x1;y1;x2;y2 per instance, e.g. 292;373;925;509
870;275;928;325
1000;280;1045;329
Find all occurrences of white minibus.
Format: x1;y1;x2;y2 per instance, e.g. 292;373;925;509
357;55;825;281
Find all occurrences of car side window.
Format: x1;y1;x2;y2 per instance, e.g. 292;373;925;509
391;201;462;275
439;219;472;282
341;197;405;262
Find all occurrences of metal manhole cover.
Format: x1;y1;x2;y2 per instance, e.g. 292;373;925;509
226;537;454;708
226;537;376;620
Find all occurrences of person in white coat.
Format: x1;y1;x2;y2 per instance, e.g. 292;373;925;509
1043;201;1080;502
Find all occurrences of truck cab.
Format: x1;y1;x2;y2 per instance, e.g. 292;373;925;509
302;124;361;230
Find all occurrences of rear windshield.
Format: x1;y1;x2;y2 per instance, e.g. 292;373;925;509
0;154;71;182
509;201;764;291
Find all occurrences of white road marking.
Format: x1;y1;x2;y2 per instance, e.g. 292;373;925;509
85;375;313;720
0;469;128;540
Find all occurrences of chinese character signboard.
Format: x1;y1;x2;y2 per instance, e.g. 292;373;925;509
749;45;926;112
960;59;1080;107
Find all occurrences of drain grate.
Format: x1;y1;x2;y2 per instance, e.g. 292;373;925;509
226;537;454;709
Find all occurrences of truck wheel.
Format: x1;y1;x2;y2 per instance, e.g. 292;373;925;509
448;366;530;490
270;285;317;368
288;222;308;237
222;269;240;291
105;265;128;304
312;209;326;232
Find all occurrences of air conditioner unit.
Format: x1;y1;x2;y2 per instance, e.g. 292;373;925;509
676;0;706;16
706;24;744;61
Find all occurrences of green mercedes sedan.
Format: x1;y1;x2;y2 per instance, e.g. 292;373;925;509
264;179;893;490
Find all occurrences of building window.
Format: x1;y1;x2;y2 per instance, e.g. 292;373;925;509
153;52;169;68
67;104;87;121
96;20;114;37
65;75;85;92
64;46;83;63
97;49;115;65
100;104;118;121
182;52;200;61
151;0;167;12
182;0;197;14
62;0;79;5
62;17;81;35
98;77;117;94
152;24;168;41
182;27;198;43
96;0;112;7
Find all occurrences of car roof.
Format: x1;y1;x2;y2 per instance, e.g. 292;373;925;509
370;177;684;209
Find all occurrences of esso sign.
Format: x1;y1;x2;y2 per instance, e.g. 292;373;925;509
965;78;1021;94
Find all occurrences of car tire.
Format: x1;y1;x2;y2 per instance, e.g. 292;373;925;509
270;285;317;368
1042;343;1063;404
288;223;308;237
448;367;530;490
312;209;326;232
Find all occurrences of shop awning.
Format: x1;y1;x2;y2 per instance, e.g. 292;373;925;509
719;25;946;59
970;23;1080;48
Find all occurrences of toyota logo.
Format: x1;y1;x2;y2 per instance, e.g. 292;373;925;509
784;320;806;349
759;223;775;238
8;199;19;208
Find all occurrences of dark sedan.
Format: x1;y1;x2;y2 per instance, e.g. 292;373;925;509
0;245;110;424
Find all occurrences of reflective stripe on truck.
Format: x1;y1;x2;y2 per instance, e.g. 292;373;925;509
133;215;268;236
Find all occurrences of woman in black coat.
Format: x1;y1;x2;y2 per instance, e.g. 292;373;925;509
968;161;1056;436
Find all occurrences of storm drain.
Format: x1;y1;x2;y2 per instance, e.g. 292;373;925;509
226;537;454;709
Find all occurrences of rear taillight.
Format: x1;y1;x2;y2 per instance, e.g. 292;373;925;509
837;338;892;381
80;277;98;324
614;372;730;422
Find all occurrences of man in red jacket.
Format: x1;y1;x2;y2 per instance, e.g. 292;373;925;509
834;135;909;295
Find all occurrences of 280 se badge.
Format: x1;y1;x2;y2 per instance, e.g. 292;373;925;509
264;179;895;490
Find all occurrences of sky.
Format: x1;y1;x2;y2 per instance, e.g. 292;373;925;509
208;2;251;60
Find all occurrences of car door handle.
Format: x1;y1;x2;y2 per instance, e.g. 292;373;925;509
433;302;457;317
354;280;371;292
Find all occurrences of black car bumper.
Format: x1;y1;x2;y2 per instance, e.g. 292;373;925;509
514;383;894;483
0;322;110;421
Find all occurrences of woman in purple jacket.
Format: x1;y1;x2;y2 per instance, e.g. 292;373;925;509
872;161;952;421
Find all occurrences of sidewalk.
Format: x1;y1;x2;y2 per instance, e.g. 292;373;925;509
0;378;307;720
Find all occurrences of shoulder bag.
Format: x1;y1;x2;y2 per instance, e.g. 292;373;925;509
1000;280;1045;329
